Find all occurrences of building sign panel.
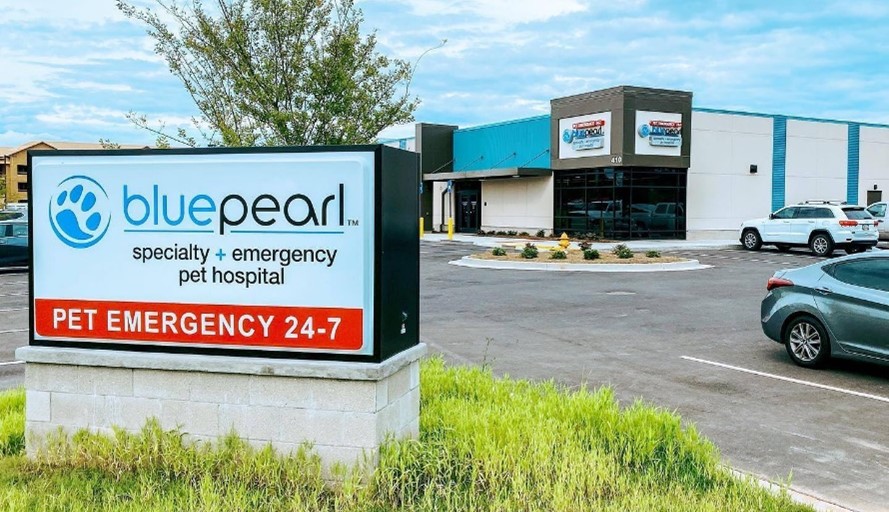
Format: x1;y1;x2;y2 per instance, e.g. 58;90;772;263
30;149;383;358
635;111;683;156
558;112;612;159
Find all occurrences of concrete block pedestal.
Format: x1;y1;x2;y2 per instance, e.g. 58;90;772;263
16;344;426;474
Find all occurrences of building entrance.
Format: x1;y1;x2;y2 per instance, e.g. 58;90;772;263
456;185;481;233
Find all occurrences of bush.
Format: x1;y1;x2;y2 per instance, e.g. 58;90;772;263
518;232;529;237
495;231;507;236
584;249;600;260
550;249;567;260
578;241;592;251
521;243;538;259
646;250;661;258
506;230;517;236
535;229;546;237
613;243;634;259
584;232;601;241
492;247;507;256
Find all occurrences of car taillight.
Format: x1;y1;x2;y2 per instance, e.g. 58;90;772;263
839;220;858;227
767;277;794;291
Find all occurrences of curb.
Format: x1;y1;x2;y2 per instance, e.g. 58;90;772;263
448;256;712;272
730;468;861;512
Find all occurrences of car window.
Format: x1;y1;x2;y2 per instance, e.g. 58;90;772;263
842;208;872;220
813;208;834;218
11;225;28;237
0;225;9;237
0;212;22;221
795;208;816;219
826;259;889;292
867;204;887;217
773;207;797;219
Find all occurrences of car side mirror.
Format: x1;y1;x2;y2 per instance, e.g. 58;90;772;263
768;213;776;220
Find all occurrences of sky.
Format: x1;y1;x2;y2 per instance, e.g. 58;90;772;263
1;0;889;147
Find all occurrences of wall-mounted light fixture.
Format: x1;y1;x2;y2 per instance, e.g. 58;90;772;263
749;164;758;174
875;184;879;191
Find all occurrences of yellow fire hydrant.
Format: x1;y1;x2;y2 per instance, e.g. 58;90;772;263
559;232;570;250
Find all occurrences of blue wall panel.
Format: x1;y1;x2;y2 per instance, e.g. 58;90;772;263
847;123;860;205
771;116;787;212
453;116;551;172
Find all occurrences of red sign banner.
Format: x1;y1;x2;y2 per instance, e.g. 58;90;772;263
35;298;363;350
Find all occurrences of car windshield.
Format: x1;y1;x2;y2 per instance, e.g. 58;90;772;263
842;208;872;220
0;212;22;221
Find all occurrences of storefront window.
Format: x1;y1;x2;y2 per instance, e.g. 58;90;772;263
554;167;687;239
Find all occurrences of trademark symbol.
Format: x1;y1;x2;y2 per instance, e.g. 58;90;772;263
348;219;360;226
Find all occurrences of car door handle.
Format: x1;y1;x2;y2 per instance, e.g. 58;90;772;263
815;286;832;295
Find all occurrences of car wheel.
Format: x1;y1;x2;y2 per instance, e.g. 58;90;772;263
742;229;762;251
809;233;834;257
783;316;830;368
845;246;867;255
776;244;790;252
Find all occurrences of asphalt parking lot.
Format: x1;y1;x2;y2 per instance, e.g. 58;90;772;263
420;242;888;512
1;245;886;510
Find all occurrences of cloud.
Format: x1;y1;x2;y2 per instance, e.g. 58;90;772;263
0;0;128;27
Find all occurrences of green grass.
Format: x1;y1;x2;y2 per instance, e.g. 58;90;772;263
0;359;811;511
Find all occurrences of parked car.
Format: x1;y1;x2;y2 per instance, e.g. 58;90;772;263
0;220;28;267
0;210;25;221
761;251;889;368
740;201;878;256
866;201;889;240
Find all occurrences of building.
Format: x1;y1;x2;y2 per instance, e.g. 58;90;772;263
1;141;148;206
387;85;889;240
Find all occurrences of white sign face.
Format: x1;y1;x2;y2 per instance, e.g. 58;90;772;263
635;110;683;156
31;151;375;355
558;112;612;159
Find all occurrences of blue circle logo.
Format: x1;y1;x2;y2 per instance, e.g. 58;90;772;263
48;176;111;249
562;129;574;143
638;124;650;138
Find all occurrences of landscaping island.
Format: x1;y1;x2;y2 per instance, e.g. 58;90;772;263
0;359;809;511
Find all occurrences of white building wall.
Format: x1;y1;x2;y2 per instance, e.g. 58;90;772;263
686;111;773;239
431;181;450;231
785;120;847;205
859;126;889;203
481;177;553;234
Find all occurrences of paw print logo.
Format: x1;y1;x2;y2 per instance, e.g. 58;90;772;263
48;176;111;249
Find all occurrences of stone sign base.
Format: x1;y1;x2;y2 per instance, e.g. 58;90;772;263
15;344;426;474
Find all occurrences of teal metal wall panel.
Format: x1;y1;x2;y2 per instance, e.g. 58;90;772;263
847;123;860;205
454;116;550;171
772;116;787;212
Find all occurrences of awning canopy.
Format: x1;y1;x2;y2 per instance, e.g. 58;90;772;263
423;167;551;182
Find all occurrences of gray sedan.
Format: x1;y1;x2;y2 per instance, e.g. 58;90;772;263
761;251;889;368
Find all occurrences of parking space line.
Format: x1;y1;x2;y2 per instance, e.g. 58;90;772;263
682;356;889;404
0;329;27;334
0;307;27;312
0;361;23;367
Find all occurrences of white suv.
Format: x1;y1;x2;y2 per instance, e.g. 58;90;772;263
740;201;878;256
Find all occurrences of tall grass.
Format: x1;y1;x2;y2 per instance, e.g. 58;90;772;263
0;360;811;511
0;388;24;456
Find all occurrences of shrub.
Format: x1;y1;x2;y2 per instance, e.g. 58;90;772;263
518;232;529;237
578;241;592;251
646;250;661;258
492;247;507;256
506;230;517;236
613;243;634;259
477;229;487;235
584;249;600;260
535;229;546;237
585;232;601;241
550;249;567;260
521;243;538;259
495;231;508;236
